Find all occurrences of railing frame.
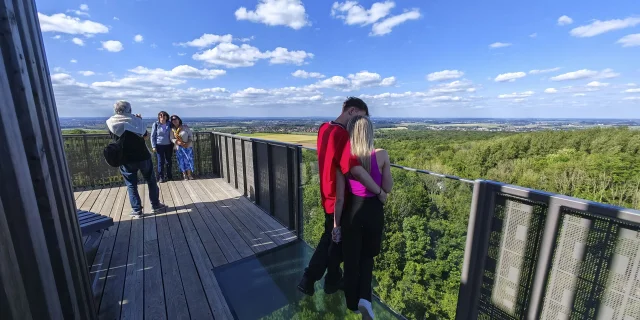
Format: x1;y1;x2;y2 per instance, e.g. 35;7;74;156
455;180;640;320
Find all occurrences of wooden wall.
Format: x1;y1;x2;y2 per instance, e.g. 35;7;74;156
0;0;96;318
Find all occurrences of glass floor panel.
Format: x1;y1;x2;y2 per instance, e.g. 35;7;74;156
213;240;403;320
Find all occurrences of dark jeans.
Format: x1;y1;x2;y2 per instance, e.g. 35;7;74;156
304;213;343;284
120;159;160;212
155;144;173;180
342;195;384;311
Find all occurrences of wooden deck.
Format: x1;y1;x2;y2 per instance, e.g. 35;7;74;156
74;178;297;320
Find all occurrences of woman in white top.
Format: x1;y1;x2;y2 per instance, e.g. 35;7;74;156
169;115;195;180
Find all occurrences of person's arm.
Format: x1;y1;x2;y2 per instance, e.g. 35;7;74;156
380;150;393;193
340;141;385;196
334;169;345;228
150;123;157;150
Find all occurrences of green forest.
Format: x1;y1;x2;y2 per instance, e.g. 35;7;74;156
301;127;640;320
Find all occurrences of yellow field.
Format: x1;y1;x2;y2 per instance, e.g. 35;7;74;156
238;133;317;148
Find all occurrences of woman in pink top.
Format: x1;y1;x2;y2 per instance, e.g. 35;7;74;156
334;115;393;319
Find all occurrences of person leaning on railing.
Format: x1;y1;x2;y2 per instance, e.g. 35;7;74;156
106;100;166;218
170;115;195;180
151;111;173;183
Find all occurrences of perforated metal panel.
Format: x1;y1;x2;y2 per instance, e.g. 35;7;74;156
235;139;245;193
271;145;291;229
244;140;255;200
255;142;270;213
479;195;547;319
226;136;236;188
542;210;640;320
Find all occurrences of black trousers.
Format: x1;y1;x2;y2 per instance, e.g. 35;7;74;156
342;195;384;311
304;212;343;283
155;144;173;180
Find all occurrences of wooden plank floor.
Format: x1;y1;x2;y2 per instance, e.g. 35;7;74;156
75;178;297;320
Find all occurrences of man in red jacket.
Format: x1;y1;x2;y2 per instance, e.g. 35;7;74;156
298;97;383;296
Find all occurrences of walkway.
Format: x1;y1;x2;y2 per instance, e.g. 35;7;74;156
74;178;296;320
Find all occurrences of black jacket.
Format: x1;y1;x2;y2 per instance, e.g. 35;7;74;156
109;130;151;164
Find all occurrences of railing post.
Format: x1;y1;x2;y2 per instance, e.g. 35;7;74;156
82;135;93;187
526;198;562;319
210;133;217;176
456;180;495;320
295;146;304;236
224;137;230;183
241;140;247;196
232;138;238;189
252;140;260;206
267;143;275;216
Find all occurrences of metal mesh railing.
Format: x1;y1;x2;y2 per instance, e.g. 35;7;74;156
62;132;215;189
457;181;640;320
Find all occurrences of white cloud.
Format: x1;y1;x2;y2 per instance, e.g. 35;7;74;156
628;83;638;87
113;17;119;21
489;42;511;48
529;67;560;74
427;70;464;81
623;96;640;101
529;33;537;38
129;65;226;79
310;71;395;91
494;72;526;82
427;96;462;102
498;91;534;99
80;4;89;11
557;15;573;26
597;68;620;79
51;73;88;87
78;71;95;76
70;59;78;63
235;0;309;30
370;9;421;36
332;1;421;36
550;69;598;81
37;13;108;35
101;40;124;52
292;70;325;78
570;17;640;37
573;93;586;97
625;88;640;93
427;80;478;95
192;43;313;68
150;43;158;49
178;52;186;56
544;88;558;93
134;34;144;43
331;1;395;25
53;35;62;39
176;34;233;48
587;81;609;87
71;37;84;46
617;33;640;47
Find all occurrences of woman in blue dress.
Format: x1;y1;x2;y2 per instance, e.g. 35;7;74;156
169;115;195;180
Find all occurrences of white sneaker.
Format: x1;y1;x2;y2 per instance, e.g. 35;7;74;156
358;299;374;320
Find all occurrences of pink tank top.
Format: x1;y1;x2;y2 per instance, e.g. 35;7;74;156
348;151;382;197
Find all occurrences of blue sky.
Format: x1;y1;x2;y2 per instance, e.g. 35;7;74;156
38;0;640;118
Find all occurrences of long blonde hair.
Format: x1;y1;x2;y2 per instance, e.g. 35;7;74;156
348;115;374;173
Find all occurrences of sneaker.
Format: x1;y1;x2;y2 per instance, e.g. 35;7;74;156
152;203;167;213
324;277;344;295
297;276;315;296
358;299;374;320
130;210;143;218
158;178;165;183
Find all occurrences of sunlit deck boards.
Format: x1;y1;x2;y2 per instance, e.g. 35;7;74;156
74;178;297;320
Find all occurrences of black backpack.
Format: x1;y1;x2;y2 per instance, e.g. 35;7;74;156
104;133;125;167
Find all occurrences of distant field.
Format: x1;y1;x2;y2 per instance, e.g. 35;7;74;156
238;133;317;148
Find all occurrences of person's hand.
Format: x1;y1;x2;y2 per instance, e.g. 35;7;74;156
377;189;388;203
176;140;183;146
152;148;156;153
332;226;342;243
